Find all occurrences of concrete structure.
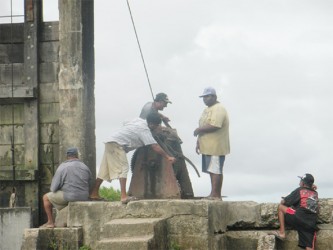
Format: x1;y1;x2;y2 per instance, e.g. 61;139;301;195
0;207;32;250
21;199;333;250
0;0;95;225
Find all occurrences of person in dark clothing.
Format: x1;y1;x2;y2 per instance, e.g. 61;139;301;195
271;173;319;250
140;92;172;126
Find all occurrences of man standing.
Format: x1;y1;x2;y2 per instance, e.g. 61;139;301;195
140;92;172;126
89;112;176;204
194;87;230;200
41;147;91;228
272;174;319;250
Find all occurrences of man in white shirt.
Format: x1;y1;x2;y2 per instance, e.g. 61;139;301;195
90;112;176;204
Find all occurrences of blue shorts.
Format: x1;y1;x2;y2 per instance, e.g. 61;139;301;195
202;155;225;174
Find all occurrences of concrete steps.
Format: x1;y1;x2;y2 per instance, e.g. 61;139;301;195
96;217;168;250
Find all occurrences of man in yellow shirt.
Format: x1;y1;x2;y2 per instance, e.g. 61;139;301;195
194;87;230;200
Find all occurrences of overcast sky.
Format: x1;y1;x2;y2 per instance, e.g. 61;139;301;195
3;0;333;202
93;0;333;202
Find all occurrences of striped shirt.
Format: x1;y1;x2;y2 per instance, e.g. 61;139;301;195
108;118;157;152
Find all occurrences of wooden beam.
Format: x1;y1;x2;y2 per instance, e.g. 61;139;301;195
0;169;38;181
0;86;36;99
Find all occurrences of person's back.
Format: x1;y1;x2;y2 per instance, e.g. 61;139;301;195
108;118;154;152
55;159;91;201
41;147;91;228
139;93;172;123
140;102;155;119
286;186;319;230
272;173;319;250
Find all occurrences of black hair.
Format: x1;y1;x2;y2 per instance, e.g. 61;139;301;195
146;112;162;125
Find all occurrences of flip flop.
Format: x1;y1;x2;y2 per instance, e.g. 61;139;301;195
268;231;285;240
89;197;107;201
39;223;55;229
121;196;139;204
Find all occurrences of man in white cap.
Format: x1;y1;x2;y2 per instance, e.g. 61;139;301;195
271;174;319;250
193;87;230;200
40;147;91;228
89;112;176;204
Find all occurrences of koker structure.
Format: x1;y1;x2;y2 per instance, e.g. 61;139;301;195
0;0;95;226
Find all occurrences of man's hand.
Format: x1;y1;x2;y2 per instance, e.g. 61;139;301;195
193;128;201;137
195;140;200;154
162;116;170;123
166;156;176;164
194;124;219;137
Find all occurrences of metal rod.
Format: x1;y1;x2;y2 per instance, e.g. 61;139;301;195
10;0;17;189
0;15;24;18
126;0;155;101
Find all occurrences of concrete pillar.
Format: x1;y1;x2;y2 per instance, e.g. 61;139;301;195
58;0;96;183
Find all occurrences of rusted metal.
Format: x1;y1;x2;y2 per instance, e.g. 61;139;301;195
128;147;181;199
25;0;34;22
128;127;196;199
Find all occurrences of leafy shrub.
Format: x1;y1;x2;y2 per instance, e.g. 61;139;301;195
99;186;121;201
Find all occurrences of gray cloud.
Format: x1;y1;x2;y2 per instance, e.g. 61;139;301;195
95;0;333;201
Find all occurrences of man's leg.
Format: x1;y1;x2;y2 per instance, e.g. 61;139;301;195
89;143;112;199
89;178;104;199
42;194;55;227
277;204;288;238
119;178;127;202
210;173;223;198
298;228;316;250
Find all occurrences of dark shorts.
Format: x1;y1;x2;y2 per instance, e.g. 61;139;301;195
285;213;316;249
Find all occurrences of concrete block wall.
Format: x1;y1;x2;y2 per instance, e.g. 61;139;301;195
65;199;333;250
19;199;333;249
0;207;32;250
21;227;83;250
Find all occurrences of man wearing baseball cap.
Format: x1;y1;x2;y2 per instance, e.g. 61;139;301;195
193;87;230;200
41;147;91;228
140;92;172;126
271;173;319;250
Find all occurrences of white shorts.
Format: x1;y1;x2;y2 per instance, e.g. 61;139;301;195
97;142;129;181
202;155;225;175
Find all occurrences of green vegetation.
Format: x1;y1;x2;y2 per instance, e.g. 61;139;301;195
48;237;58;250
170;241;181;250
99;186;121;201
79;245;91;250
48;235;70;250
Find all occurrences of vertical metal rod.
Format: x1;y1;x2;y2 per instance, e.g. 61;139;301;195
10;0;17;192
126;0;155;101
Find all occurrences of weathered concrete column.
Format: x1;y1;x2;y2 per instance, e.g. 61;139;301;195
58;0;96;182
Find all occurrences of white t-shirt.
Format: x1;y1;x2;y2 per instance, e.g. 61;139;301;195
108;118;157;152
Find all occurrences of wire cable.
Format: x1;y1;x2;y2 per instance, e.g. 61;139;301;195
126;0;154;100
